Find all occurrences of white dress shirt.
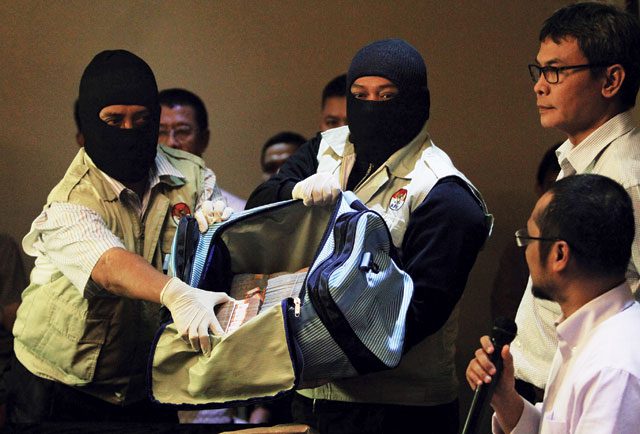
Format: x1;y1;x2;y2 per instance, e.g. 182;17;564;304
512;110;640;388
494;283;640;434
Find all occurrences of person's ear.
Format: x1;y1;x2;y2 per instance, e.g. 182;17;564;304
551;241;570;272
197;128;210;155
76;131;85;148
602;64;625;99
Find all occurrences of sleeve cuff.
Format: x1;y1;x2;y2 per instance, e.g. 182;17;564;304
510;399;541;434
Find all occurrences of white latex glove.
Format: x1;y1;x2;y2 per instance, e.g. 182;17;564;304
194;199;234;233
291;173;341;206
160;277;233;355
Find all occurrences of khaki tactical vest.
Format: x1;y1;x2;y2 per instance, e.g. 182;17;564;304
299;124;490;406
13;145;205;405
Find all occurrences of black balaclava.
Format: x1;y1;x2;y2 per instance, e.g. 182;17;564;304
78;50;160;183
347;39;430;167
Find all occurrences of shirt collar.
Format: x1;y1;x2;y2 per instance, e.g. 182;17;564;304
556;281;635;350
85;148;186;201
322;121;431;180
556;110;635;175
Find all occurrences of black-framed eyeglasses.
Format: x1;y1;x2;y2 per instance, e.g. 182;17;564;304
527;63;610;84
514;228;562;247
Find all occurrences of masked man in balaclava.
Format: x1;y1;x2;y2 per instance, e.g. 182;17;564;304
6;50;234;424
247;39;492;434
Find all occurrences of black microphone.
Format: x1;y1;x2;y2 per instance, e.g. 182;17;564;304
461;317;518;434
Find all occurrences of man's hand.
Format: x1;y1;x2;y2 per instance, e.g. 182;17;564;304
466;335;523;432
194;199;234;233
292;173;341;206
160;277;233;355
466;335;515;396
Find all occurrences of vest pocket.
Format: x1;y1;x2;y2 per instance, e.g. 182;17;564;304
49;300;107;343
22;290;110;385
49;299;109;383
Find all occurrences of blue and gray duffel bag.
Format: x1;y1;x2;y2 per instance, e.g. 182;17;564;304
149;191;414;407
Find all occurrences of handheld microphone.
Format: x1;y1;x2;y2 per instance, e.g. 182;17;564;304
461;317;518;434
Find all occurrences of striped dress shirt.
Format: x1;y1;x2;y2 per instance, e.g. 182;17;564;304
511;110;640;389
22;151;219;297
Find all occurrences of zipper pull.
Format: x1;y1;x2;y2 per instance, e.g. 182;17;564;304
294;297;301;317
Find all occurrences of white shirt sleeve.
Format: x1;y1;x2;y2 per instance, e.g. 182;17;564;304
196;167;224;210
491;400;541;434
23;202;125;295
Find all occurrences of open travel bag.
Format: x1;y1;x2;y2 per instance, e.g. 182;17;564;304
148;191;414;407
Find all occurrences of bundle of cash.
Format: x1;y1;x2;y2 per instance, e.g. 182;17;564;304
215;268;308;334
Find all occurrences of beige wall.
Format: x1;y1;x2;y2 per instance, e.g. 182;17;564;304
2;0;637;420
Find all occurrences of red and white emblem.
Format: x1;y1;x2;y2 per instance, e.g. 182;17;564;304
389;188;407;211
171;202;191;225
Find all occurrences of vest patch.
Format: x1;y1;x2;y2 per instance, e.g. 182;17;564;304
389;189;407;211
172;202;191;225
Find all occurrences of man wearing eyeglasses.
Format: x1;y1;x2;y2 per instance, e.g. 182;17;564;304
158;88;246;210
511;2;640;403
468;174;640;434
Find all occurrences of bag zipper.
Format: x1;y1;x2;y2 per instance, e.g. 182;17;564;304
294;296;301;317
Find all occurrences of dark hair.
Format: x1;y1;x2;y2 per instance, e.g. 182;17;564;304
260;131;307;171
536;142;562;188
158;88;208;130
536;174;634;277
321;74;347;108
540;2;640;109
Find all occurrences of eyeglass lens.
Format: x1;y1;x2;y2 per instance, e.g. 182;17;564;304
529;65;558;84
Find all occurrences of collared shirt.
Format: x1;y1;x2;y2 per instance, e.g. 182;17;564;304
494;283;640;434
23;151;218;296
512;110;640;388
